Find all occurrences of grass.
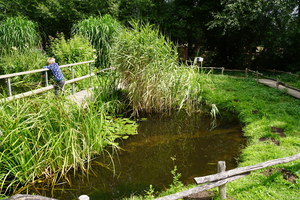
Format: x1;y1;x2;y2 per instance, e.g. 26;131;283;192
72;15;122;68
0;80;137;196
197;74;300;200
111;21;201;116
0;17;41;55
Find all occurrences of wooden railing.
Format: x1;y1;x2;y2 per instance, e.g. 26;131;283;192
0;60;106;103
155;153;300;200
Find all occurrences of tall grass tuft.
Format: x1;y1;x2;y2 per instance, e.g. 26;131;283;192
0;17;41;55
0;93;137;195
111;21;201;116
72;15;122;68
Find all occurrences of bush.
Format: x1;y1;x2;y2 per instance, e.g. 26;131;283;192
0;17;41;55
48;33;95;65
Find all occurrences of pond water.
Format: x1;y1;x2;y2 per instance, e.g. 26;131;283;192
31;111;246;200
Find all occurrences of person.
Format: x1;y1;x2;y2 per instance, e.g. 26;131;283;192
42;57;65;96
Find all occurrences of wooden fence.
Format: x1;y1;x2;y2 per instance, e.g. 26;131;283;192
155;153;300;200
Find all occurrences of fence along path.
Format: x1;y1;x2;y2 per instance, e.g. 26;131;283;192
0;60;113;104
198;66;300;99
155;153;300;200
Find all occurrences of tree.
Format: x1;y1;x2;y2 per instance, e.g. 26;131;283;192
208;0;299;69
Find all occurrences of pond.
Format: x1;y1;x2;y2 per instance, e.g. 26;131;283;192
30;111;246;200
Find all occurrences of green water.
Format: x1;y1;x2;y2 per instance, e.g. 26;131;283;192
31;111;246;200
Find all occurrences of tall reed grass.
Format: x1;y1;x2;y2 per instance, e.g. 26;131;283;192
0;92;137;195
111;21;201;115
0;17;41;55
72;15;122;68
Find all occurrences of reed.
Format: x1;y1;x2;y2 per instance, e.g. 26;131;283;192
72;15;122;68
111;21;201;116
0;17;41;55
0;93;137;195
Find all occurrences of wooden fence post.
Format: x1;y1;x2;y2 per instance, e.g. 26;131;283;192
218;161;226;200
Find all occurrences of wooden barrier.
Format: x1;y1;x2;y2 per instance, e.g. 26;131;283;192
155;153;300;200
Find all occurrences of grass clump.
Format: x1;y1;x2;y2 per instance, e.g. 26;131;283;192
111;21;201;116
0;92;137;195
0;17;41;55
72;15;122;68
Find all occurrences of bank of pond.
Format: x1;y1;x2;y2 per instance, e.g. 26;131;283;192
0;74;300;200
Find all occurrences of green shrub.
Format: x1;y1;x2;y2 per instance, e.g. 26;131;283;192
47;33;96;89
72;15;122;68
0;17;41;55
48;33;95;65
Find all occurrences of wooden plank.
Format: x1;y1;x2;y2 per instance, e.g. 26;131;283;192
218;161;226;200
155;173;249;200
194;153;300;184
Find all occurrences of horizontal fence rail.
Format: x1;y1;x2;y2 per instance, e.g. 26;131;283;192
155;153;300;200
0;60;95;80
0;60;114;103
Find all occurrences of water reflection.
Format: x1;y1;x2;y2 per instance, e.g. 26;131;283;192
32;111;246;200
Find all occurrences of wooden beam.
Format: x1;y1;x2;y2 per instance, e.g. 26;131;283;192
155;173;249;200
194;153;300;184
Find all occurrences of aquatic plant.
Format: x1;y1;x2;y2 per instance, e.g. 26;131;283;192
0;93;137;195
0;17;41;55
72;15;122;68
111;21;201;115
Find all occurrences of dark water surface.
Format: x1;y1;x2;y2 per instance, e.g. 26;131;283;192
32;111;246;200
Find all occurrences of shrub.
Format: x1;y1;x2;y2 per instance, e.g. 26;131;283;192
0;17;41;55
48;33;95;65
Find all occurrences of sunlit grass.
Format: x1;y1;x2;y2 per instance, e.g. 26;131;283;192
198;74;300;200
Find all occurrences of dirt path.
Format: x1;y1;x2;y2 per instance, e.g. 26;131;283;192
257;79;300;99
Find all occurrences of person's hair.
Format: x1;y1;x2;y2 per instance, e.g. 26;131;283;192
47;57;55;64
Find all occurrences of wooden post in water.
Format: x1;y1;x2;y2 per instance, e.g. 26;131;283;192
218;161;226;200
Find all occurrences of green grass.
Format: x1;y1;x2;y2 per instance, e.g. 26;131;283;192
111;21;201;116
72;15;122;68
0;17;41;55
0;84;137;195
198;74;300;200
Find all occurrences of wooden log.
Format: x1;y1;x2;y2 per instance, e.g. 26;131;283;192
218;161;226;200
194;153;300;184
8;194;57;200
155;173;249;200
